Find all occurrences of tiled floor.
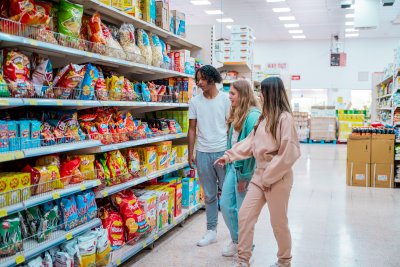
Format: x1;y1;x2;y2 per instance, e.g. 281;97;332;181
126;145;400;267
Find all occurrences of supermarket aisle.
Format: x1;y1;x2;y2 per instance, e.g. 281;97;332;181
126;144;400;267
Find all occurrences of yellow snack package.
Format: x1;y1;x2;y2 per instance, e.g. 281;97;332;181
77;232;97;267
34;166;54;194
0;174;8;207
48;165;63;189
138;146;157;173
6;173;21;206
107;75;124;101
156;141;172;170
78;155;96;180
95;228;111;267
18;173;31;201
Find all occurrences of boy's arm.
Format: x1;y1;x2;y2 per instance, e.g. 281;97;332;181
188;119;197;169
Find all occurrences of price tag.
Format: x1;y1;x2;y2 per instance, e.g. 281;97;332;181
86;52;94;58
0;209;7;218
65;232;73;240
142;241;147;248
27;99;37;105
56;100;63;106
116;259;121;266
1;153;14;162
173;221;177;226
52;192;61;200
76;101;83;106
29;39;38;46
15;255;25;264
14;151;24;160
102;191;109;197
153;234;158;241
0;99;9;106
96;180;101;186
80;184;86;191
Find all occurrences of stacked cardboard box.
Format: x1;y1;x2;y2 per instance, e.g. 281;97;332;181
293;112;309;142
337;113;365;142
310;106;336;141
347;134;394;188
156;1;169;31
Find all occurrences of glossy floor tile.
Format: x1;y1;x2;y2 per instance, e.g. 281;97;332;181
125;145;400;267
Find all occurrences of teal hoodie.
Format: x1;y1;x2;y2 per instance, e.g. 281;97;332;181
227;107;261;182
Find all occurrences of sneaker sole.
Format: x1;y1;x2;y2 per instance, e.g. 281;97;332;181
197;239;217;247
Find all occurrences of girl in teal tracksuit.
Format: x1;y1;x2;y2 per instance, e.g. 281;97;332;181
220;80;260;257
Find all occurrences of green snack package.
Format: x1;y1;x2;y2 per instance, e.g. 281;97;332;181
26;206;42;236
38;205;59;242
58;0;84;38
0;215;23;256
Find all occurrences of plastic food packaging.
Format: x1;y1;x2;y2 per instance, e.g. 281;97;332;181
107;75;124;101
78;154;96;180
136;29;152;65
77;232;97;267
95;67;108;100
9;0;50;25
53;64;86;99
149;33;163;67
94;228;111;266
0;215;22;256
60;240;80;267
126;148;141;177
122;78;135;101
59;195;79;231
119;23;142;62
55;251;73;267
60;158;84;184
99;207;125;250
32;56;54;98
78;63;99;100
58;0;84;37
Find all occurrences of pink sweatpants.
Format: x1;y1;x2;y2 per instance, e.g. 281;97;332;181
237;175;293;265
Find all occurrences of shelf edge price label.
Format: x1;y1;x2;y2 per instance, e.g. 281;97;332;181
27;99;37;105
56;100;63;106
96;180;101;186
142;241;147;248
14;151;24;160
65;232;73;240
102;191;108;197
80;184;86;191
15;254;25;264
29;39;38;46
153;234;158;241
116;258;121;266
0;99;9;105
0;209;7;218
52;192;61;200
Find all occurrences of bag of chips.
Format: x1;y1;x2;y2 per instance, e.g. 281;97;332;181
33;165;54;194
78;64;98;100
59;195;79;231
94;228;111;267
22;164;41;195
32;56;54;98
95;67;108;100
119;23;142;62
99;207;125;250
76;190;97;224
136;29;152;66
88;12;106;44
122;78;135;101
107;76;124;101
126;148;141;178
0;215;23;256
58;0;83;38
36;154;60;168
60;158;84;184
53;64;86;99
77;232;97;267
9;0;50;25
94;160;106;191
149;33;163;67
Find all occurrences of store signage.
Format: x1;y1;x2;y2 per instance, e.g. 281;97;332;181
330;53;347;67
266;62;288;70
292;75;301;80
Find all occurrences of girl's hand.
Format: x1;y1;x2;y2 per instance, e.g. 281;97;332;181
237;180;248;193
214;156;227;167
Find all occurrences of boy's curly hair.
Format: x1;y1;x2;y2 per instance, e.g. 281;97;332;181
195;65;222;84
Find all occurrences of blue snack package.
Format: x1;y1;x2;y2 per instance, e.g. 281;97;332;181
75;192;89;225
30;120;41;148
60;195;79;231
0;121;9;153
142;82;151;102
7;121;19;151
41;201;55;213
86;190;97;221
79;64;98;100
19;120;30;150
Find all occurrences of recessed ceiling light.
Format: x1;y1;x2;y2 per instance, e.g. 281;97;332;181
190;0;211;5
226;25;232;30
288;29;303;34
345;21;355;26
345;33;359;37
279;16;295;21
205;10;223;15
217;18;234;23
284;23;300;28
266;0;285;2
345;28;358;32
292;35;306;39
272;7;291;13
346;13;355;18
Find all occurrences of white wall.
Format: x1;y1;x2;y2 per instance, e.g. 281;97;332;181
254;38;399;91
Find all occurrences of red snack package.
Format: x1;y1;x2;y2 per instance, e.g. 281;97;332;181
80;121;100;140
88;12;106;44
35;1;52;16
53;64;86;99
99;207;125;250
95;67;108;100
9;0;50;25
112;191;150;243
22;164;41;195
79;114;97;122
94;160;106;192
122;78;135;101
60;158;83;184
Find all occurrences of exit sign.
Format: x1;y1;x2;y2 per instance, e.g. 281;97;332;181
292;75;301;80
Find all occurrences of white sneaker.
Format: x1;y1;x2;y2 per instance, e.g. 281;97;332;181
222;241;238;257
197;230;217;247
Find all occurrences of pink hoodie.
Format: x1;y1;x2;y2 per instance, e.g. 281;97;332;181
224;112;301;189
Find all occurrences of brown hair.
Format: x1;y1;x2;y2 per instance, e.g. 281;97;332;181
227;80;259;132
255;77;292;140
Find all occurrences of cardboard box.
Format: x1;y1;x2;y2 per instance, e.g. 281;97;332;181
173;51;184;73
371;135;395;164
141;0;156;24
171;10;186;38
346;162;370;187
309;117;336;141
347;135;371;163
123;0;137;16
230;40;253;49
371;163;393;188
311;106;336;118
156;1;169;31
230;25;253;35
231;32;253;41
112;0;123;10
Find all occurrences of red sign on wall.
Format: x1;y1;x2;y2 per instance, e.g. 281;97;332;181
292;75;301;80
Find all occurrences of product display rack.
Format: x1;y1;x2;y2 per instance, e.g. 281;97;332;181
109;203;204;266
375;68;400;126
0;2;203;265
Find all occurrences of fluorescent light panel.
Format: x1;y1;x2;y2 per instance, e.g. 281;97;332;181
217;18;234;23
284;23;299;28
226;25;232;30
345;21;355;26
345;28;358;32
279;16;296;21
288;29;303;34
346;13;355;18
266;0;285;2
190;0;211;5
292;35;306;39
345;33;359;37
273;7;291;12
205;10;223;15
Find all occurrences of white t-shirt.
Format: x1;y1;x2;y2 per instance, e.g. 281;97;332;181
231;129;240;146
189;91;231;153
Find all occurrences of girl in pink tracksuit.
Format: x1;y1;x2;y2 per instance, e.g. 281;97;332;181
215;77;301;267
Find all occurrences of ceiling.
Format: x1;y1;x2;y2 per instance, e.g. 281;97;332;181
170;0;400;41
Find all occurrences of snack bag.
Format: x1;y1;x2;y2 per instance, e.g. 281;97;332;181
136;29;152;65
94;160;106;191
149;33;162;67
170;146;177;166
126;148;141;177
32;57;54;98
22;165;41;195
0;214;23;256
122;78;135;101
78;64;99;100
9;0;50;25
58;0;84;37
75;192;89;225
53;64;86;99
48;165;64;189
55;251;73;267
138;192;157;233
88;12;106;44
43;252;53;267
107;75;124;101
59;195;79;231
61;239;80;267
77;232;97;267
119;23;142;62
36;154;61;168
99;207;125;250
33;166;54;194
86;190;97;221
95;67;108;100
60;158;84;184
77;155;96;180
39;204;59;242
94;228;111;266
3;50;35;98
27;256;44;267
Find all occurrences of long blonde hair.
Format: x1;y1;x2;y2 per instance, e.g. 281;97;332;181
227;80;259;132
254;77;292;140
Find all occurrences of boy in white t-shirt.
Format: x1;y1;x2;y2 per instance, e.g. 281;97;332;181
188;65;231;247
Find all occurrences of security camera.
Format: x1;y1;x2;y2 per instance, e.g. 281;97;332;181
341;0;353;8
382;0;395;6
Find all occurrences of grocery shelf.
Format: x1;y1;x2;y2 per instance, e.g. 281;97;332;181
95;162;189;198
0;98;24;109
218;62;252;73
80;0;202;51
110;203;204;265
0;32;194;81
86;133;187;153
377;107;393;110
377;94;392;99
0;180;101;219
379;75;394;86
0;218;102;267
